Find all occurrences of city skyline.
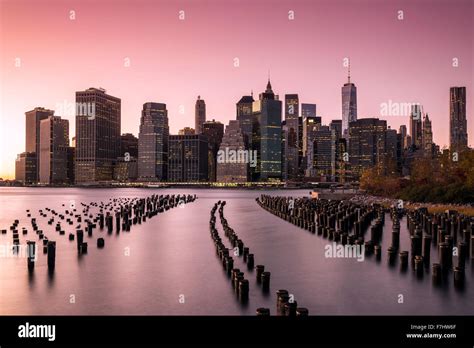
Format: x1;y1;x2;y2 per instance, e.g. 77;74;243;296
11;80;470;185
1;0;473;178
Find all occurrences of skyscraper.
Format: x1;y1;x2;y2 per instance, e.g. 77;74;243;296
399;125;408;149
75;87;121;183
385;128;398;164
422;114;433;155
449;87;468;151
330;119;344;181
67;146;75;184
298;103;316;176
281;119;288;179
252;79;282;181
195;96;206;134
409;104;422;149
39;116;70;184
284;94;299;181
168;134;208;182
329;120;343;140
25;107;55;181
307;125;335;181
334;138;347;183
236;95;254;149
115;133;138;182
349;118;387;176
341;65;357;139
216;120;248;183
302;116;322;159
301;103;316;119
202;119;224;182
138;102;169;181
301;104;316;170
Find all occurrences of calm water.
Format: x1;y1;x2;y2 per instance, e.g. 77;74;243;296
0;187;472;315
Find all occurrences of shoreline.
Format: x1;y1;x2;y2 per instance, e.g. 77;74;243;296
349;194;474;217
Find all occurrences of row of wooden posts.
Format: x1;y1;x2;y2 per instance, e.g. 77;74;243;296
257;195;474;289
209;200;309;316
2;194;197;274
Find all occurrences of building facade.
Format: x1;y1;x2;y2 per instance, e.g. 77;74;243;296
410;104;422;149
284;94;299;181
449;86;468;152
75;87;121;184
120;133;139;158
399;125;408;150
303;116;322;174
39;116;70;184
114;157;138;182
251;80;282;181
341;72;357;139
216;120;248;183
307;125;335;181
138;102;169;181
385;128;398;166
202;120;224;182
348;118;387;176
422;114;433;155
25;107;55;181
301;103;316;119
195;96;206;134
168;134;208;182
15;152;37;184
236;95;254;149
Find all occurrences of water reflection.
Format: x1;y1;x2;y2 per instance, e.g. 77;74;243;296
0;188;472;315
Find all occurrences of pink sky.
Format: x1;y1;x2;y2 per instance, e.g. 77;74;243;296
1;0;473;179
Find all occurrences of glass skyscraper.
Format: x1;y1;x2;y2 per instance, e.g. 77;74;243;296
138;102;169;181
341;69;357;139
348;118;387;176
284;94;299;180
236;95;254;150
252;80;282;181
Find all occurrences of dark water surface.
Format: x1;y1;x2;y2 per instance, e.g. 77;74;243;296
0;188;472;315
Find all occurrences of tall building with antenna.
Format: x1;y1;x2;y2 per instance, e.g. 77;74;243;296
341;61;357;139
422;113;433;155
410;104;423;149
252;78;282;181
